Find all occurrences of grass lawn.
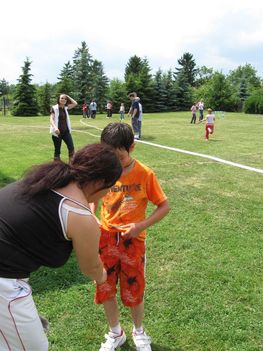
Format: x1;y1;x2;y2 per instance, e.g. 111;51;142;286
0;111;262;350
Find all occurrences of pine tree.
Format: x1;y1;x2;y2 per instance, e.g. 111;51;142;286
174;72;192;110
153;69;167;112
56;61;74;96
12;58;38;116
125;56;154;111
163;70;177;111
90;60;109;112
38;82;53;115
174;52;197;86
108;79;128;114
72;42;93;104
0;78;10;115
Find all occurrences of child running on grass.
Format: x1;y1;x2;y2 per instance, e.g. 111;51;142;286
93;122;170;351
200;108;216;141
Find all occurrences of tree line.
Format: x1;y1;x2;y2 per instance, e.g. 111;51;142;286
0;41;262;116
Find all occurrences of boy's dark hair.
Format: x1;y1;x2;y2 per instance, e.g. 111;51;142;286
128;92;137;98
101;123;134;152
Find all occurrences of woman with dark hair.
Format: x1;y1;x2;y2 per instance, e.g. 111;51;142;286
50;94;78;162
0;143;122;351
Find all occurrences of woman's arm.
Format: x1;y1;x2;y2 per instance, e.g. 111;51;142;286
66;95;78;110
50;112;60;135
67;212;106;284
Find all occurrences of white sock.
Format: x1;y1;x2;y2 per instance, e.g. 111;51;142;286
110;323;122;335
133;326;144;335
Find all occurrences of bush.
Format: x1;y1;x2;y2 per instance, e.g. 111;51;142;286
244;89;263;114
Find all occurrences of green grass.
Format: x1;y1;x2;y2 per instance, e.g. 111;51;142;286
0;111;263;350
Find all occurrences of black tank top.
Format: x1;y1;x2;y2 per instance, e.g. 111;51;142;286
0;182;73;278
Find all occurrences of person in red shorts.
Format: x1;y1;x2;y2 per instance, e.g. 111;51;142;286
201;108;216;141
92;122;170;351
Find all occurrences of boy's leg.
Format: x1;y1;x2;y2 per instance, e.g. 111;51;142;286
131;301;144;329
95;231;127;349
103;297;119;329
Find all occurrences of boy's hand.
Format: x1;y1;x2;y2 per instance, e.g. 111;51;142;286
120;222;143;239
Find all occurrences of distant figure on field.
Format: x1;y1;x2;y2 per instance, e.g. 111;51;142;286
190;103;197;124
200;108;216;141
106;100;113;118
135;96;143;139
89;100;97;119
119;103;125;121
50;94;77;162
128;92;140;140
82;102;88;118
198;99;204;121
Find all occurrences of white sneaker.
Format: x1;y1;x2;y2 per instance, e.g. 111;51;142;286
99;330;126;350
132;331;152;350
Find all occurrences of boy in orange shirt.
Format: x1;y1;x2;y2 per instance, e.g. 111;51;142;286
94;122;170;351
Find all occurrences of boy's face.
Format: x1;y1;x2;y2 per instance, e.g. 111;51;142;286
115;147;133;169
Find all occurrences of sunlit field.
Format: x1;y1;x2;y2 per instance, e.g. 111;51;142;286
0;111;262;351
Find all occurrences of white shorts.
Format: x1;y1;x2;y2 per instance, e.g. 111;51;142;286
0;278;48;351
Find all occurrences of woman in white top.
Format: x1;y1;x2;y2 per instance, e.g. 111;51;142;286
50;94;77;162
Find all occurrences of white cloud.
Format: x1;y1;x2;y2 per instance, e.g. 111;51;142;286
0;0;262;83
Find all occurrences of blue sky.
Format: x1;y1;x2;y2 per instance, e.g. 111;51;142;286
1;0;262;84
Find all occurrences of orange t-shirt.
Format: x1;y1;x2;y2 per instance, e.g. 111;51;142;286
100;160;167;240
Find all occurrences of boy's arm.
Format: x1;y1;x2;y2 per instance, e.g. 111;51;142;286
121;199;170;239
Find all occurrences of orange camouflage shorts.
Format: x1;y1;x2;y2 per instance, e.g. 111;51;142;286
95;229;146;307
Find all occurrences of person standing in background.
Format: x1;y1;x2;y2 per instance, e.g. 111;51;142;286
119;103;125;121
198;99;204;121
190;103;197;124
50;94;77;162
128;92;140;140
89;100;97;119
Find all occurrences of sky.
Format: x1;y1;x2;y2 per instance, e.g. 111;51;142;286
1;0;263;84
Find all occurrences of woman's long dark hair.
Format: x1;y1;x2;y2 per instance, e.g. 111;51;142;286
19;144;122;198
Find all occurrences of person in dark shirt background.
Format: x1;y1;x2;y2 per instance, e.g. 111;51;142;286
50;94;78;162
0;143;122;351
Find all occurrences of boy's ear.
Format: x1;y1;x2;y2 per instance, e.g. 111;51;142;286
129;142;136;152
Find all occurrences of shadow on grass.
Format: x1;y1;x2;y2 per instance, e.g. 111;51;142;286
30;254;88;294
121;340;183;351
0;172;16;188
140;135;156;141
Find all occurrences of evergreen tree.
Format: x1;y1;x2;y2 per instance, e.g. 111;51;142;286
12;58;38;116
228;64;261;92
174;72;192;110
238;77;249;111
72;41;93;104
163;70;177;111
174;52;197;86
38;82;53;115
56;61;74;96
108;79;128;113
125;56;155;111
0;78;10;115
153;69;167;111
90;59;109;112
